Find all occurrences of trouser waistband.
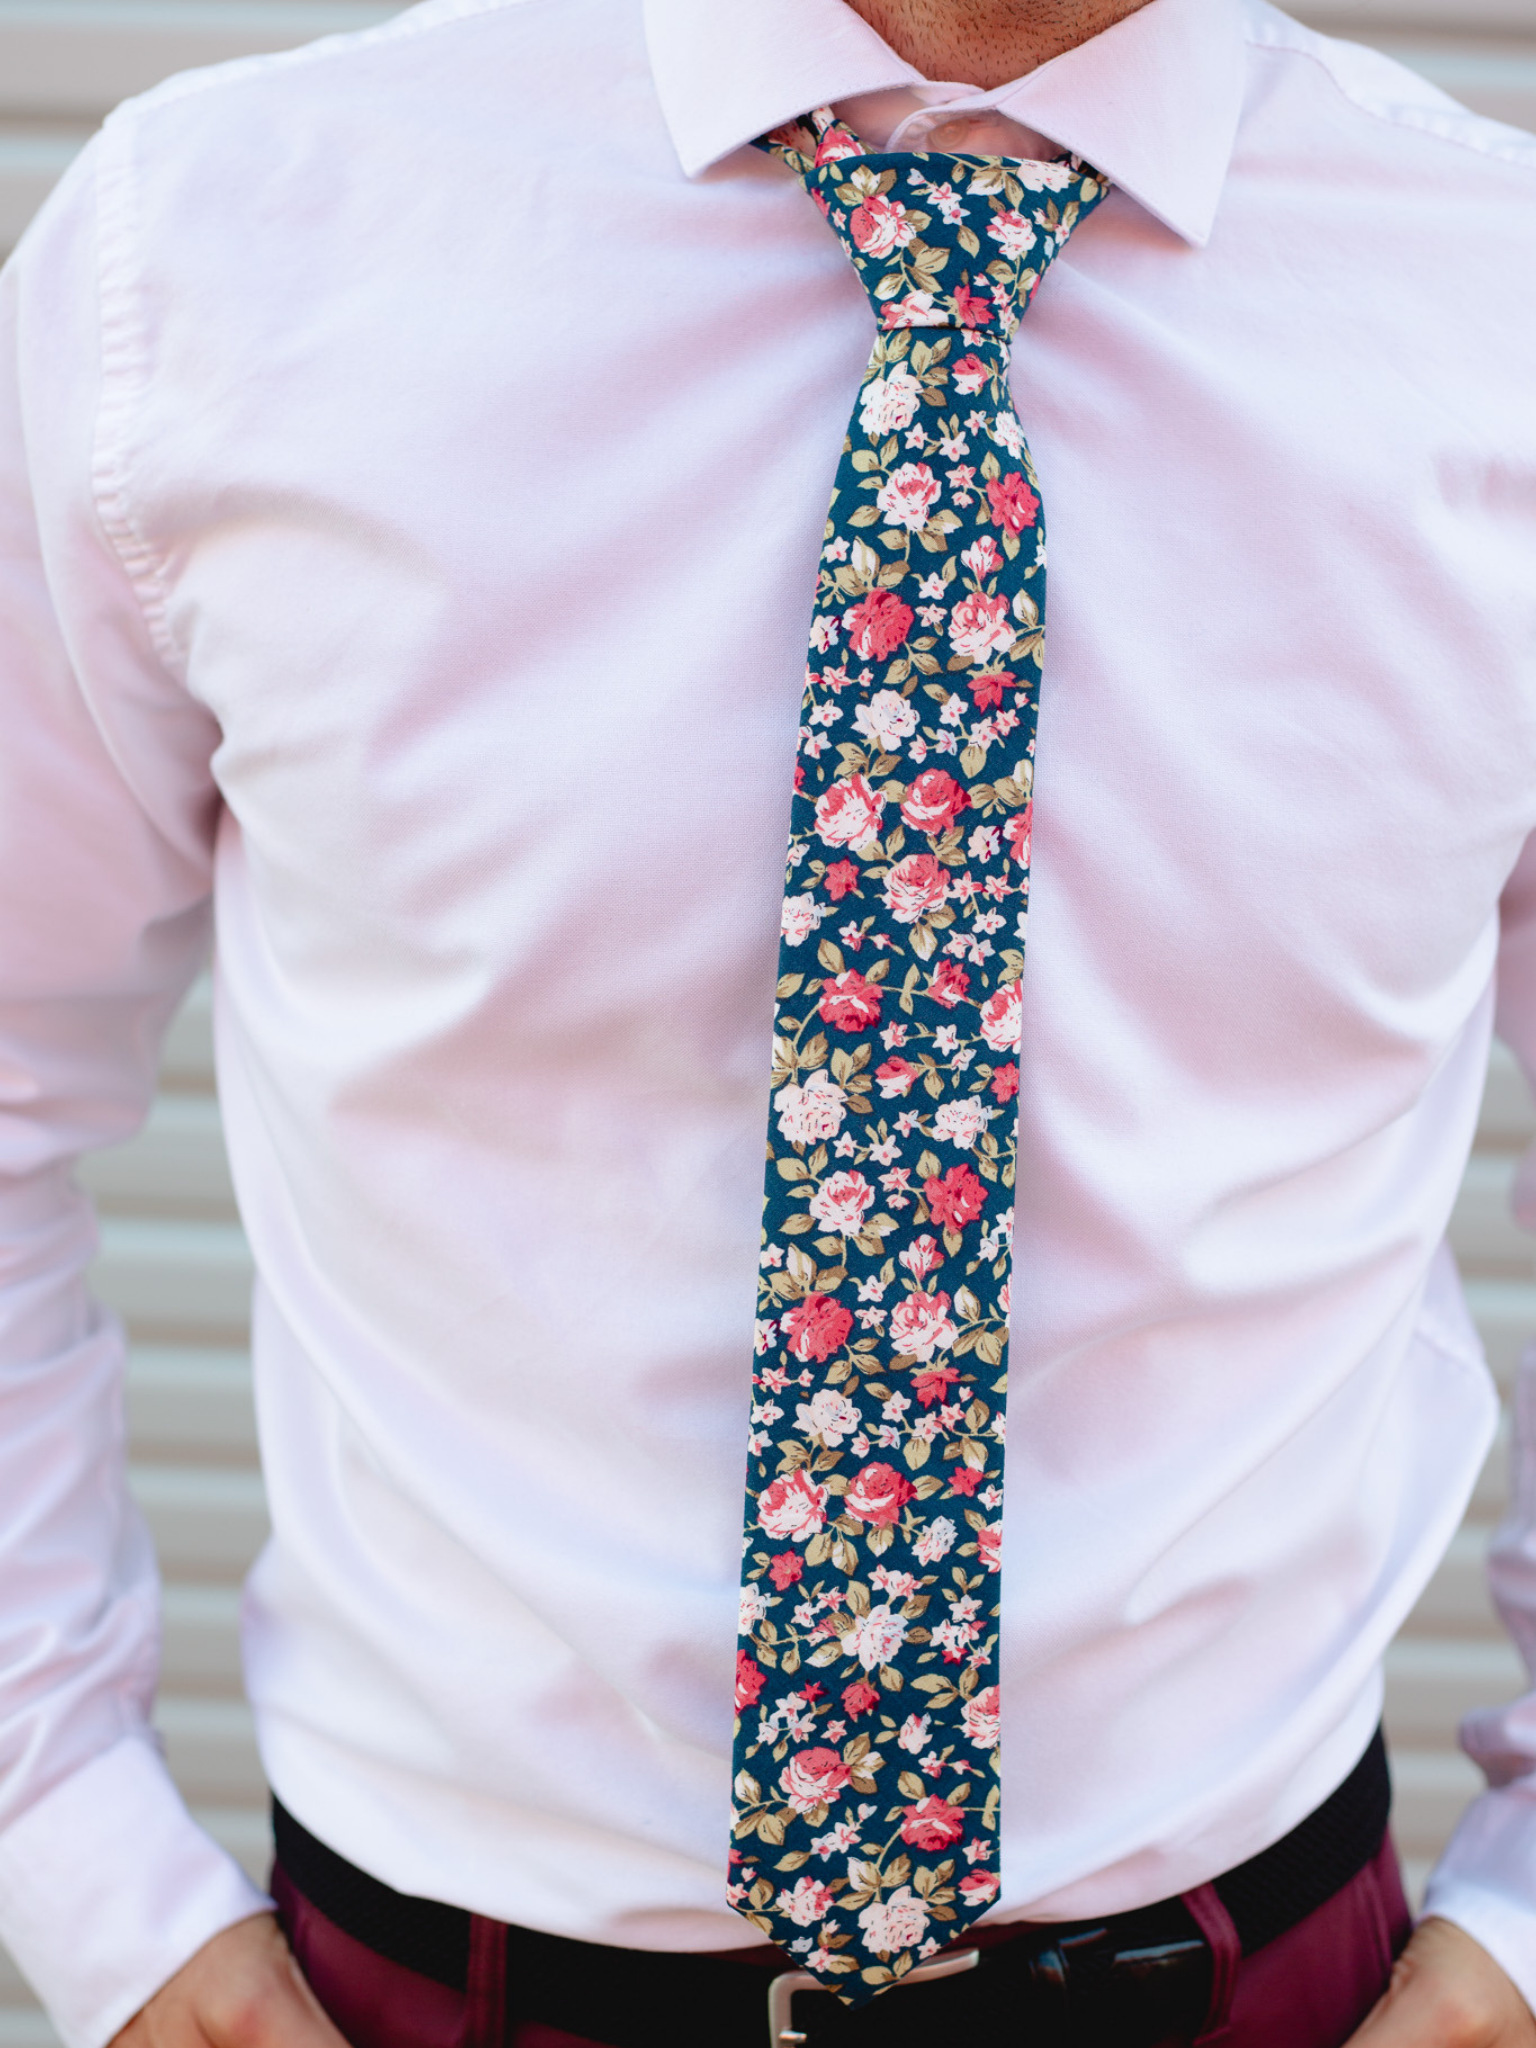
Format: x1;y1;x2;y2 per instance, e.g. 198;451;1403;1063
271;1727;1390;2045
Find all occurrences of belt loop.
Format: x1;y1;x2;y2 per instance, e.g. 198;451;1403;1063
462;1914;509;2048
1182;1883;1240;2046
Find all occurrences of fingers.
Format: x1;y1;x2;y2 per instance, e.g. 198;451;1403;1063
1342;1918;1536;2048
113;1914;353;2048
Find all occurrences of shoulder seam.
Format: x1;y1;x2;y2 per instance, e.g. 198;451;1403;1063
101;0;542;130
1242;10;1536;177
87;121;187;686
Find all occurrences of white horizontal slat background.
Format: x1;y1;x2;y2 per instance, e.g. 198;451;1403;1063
1;0;1534;2036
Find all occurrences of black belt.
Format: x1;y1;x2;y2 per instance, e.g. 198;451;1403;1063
273;1727;1389;2047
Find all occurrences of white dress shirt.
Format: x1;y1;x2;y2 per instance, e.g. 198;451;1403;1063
1;0;1535;2040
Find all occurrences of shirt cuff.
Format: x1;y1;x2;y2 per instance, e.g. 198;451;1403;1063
0;1734;271;2048
1421;1782;1536;2017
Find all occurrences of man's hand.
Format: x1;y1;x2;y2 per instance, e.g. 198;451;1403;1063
1346;1917;1536;2047
110;1914;351;2048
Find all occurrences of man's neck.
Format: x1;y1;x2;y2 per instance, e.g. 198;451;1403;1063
842;0;1154;87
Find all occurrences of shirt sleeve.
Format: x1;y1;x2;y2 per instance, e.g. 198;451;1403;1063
1422;833;1536;2012
0;123;268;2048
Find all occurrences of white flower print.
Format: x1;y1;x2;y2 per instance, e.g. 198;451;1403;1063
777;1876;835;1926
1012;158;1075;190
962;1686;1001;1750
897;1712;931;1754
734;118;1110;1973
796;1387;862;1448
913;1516;957;1564
780;894;823;946
882;290;942;329
933;1098;989;1147
808;1170;876;1236
986;209;1037;258
853;689;919;753
978;979;1024;1054
858;1887;929;1954
845;1601;908;1671
876;462;942;531
858;361;923;437
775;1068;846;1144
993;412;1026;458
740;1583;773;1630
888;1293;957;1361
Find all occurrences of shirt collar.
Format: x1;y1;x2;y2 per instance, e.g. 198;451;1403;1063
643;0;1246;247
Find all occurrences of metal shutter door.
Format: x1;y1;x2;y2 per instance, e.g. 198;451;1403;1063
0;2;1533;2035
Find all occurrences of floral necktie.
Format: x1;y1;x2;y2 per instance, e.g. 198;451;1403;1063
728;107;1107;2005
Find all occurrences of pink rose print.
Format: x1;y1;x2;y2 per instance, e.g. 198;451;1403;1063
736;1650;767;1711
928;959;971;1007
949;590;1017;663
814;127;865;165
962;1686;1002;1749
897;1234;944;1280
882;852;948;924
882;290;941;330
959;1869;1002;1907
900;1797;967;1850
843;589;914;662
978;978;1024;1054
1003;801;1033;866
844;1461;917;1526
815;772;885;851
924;1166;986;1230
962;535;1002;578
842;1679;880;1718
777;1875;836;1926
952;282;993;327
900;769;970;834
780;1745;852;1813
986;471;1040;536
888;1291;958;1360
877;462;942;531
758;1468;830;1542
809;1170;877;1237
850;193;915;258
736;117;1111;1974
913;1363;960;1407
819;970;883;1032
986;209;1038;258
782;1293;854;1363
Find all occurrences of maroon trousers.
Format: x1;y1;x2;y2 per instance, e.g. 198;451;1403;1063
275;1835;1411;2048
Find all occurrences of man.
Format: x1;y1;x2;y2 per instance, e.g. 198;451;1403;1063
0;0;1534;2038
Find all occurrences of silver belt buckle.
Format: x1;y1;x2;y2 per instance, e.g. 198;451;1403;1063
767;1945;980;2045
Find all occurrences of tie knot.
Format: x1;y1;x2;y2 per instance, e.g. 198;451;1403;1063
761;110;1108;341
